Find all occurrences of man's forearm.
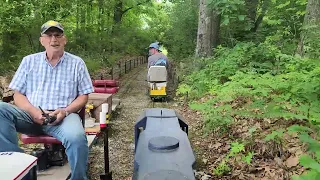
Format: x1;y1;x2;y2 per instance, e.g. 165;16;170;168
13;91;37;114
65;94;88;113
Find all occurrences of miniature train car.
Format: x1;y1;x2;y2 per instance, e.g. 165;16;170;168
133;108;196;180
0;152;37;180
147;66;168;101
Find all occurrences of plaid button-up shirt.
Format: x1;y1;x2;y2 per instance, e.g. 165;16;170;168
9;51;94;110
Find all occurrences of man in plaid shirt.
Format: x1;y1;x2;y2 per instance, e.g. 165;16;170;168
0;20;94;180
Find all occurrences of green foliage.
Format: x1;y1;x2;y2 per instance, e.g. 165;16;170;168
300;155;320;171
176;84;192;96
207;0;246;25
0;0;167;75
213;141;254;176
213;161;231;176
248;127;257;135
264;129;285;144
292;155;320;180
300;23;320;59
229;142;245;157
178;41;320;178
242;152;254;165
170;0;320;178
163;0;198;59
179;41;320;133
280;125;320;179
287;125;312;135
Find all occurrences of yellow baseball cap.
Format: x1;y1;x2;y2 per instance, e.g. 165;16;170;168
40;20;64;34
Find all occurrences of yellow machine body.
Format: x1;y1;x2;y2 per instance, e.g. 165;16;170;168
147;66;168;101
150;86;166;96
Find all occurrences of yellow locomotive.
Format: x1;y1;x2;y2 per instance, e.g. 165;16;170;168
147;66;168;101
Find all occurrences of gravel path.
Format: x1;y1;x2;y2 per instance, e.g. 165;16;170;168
88;65;159;180
87;64;210;180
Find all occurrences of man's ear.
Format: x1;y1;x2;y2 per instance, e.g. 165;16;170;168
39;37;44;46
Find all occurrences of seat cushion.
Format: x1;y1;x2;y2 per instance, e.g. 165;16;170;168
148;66;167;82
20;134;62;144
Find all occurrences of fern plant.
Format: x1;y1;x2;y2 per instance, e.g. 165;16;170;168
213;142;254;176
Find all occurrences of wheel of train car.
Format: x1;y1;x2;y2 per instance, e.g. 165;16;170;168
163;97;168;102
29;166;37;180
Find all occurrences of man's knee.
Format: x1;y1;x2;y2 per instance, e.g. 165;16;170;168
54;114;87;148
67;131;87;145
63;121;87;146
0;102;16;119
0;102;13;112
63;131;88;151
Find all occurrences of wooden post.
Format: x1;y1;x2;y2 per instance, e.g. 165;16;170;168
125;61;127;74
99;125;112;180
111;67;114;80
118;62;121;78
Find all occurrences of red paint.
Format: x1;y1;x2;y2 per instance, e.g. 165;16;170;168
92;80;119;87
94;87;119;94
14;159;37;180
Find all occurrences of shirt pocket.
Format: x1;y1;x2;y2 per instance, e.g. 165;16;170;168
58;80;77;99
26;71;42;93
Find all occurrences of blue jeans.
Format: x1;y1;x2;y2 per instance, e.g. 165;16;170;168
0;102;88;180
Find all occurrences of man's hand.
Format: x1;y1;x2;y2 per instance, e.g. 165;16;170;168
13;91;47;125
48;108;66;125
29;108;46;125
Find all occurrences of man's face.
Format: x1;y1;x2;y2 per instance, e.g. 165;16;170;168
149;48;156;56
40;27;66;54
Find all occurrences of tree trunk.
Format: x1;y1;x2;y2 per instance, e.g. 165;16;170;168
2;32;19;60
114;1;123;24
211;11;221;49
245;0;259;24
113;0;151;24
27;33;35;52
76;0;79;30
195;0;212;57
297;0;320;57
251;0;269;32
81;4;86;28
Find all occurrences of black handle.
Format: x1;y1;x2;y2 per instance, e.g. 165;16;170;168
39;106;57;125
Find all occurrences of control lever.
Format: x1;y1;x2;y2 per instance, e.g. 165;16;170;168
39;106;57;125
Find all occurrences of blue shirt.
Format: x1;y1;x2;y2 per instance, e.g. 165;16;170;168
9;51;94;110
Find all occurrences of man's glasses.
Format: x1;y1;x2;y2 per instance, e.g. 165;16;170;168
41;34;64;39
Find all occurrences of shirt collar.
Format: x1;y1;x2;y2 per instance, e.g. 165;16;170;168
43;51;66;67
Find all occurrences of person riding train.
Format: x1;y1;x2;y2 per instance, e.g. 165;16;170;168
0;20;94;180
147;42;169;70
146;42;169;101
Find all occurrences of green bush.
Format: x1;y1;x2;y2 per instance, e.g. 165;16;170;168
177;41;320;178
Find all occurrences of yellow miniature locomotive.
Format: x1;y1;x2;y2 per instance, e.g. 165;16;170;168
147;66;167;101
